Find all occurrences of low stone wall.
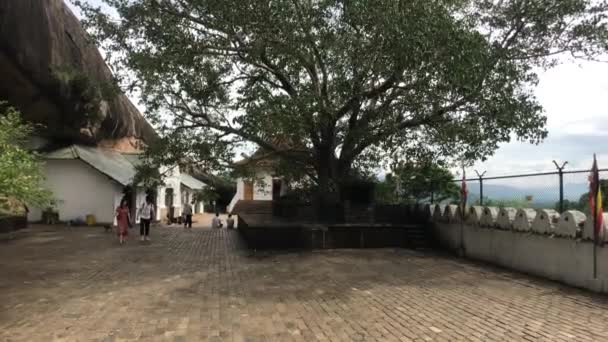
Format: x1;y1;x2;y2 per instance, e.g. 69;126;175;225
237;213;429;250
0;216;27;233
426;204;608;294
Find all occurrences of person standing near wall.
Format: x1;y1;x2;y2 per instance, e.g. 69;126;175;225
138;196;155;242
182;201;193;229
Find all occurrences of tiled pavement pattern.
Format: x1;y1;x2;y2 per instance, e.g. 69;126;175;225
2;226;608;341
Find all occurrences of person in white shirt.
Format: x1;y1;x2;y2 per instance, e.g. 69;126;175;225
211;212;222;229
138;196;155;241
226;214;235;229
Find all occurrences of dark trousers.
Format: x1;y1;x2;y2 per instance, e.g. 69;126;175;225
140;219;151;236
184;215;192;228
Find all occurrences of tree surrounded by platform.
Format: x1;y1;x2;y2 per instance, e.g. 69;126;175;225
75;0;608;206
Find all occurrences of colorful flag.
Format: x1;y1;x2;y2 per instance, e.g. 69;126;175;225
597;187;603;240
589;155;604;241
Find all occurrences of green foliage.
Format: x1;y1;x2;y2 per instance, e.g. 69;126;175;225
76;0;608;196
376;163;459;204
0;104;53;215
374;175;400;205
574;179;608;213
194;187;220;203
555;199;584;212
482;198;530;209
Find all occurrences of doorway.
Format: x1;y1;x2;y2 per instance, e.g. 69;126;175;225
165;188;174;222
244;181;254;200
272;179;282;200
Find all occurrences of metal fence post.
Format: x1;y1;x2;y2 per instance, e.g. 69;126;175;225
475;170;486;206
553;160;568;213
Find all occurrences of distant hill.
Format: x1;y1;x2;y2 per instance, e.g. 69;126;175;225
466;182;588;207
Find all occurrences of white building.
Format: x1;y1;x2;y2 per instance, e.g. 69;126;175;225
227;152;288;213
180;173;206;214
28;144;205;225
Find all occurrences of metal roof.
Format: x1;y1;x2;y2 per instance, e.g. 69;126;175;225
121;153;145;167
44;145;137;186
180;173;206;190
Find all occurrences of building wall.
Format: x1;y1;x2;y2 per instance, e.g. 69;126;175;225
181;187;204;214
253;172;273;200
157;165;183;221
29;159;122;224
228;171;274;212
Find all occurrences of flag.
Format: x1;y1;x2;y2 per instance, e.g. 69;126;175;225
597;187;603;240
589;155;604;241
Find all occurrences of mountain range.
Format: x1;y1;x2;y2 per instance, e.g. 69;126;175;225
466;182;589;206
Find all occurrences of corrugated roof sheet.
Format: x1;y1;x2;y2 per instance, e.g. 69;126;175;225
44;145;136;186
121;153;144;167
181;173;205;190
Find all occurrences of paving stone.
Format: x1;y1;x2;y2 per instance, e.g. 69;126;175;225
2;225;608;341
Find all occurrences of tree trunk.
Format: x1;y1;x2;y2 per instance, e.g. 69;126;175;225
314;146;341;222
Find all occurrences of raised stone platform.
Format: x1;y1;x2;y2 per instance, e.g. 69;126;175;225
238;217;430;250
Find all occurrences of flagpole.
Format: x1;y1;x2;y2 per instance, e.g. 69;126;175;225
593;154;598;279
459;166;466;257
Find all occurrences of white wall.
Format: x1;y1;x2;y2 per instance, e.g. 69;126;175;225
228;171;274;212
253;172;273;200
227;180;245;213
180;187;204;214
158;165;182;217
29;159;122;224
433;221;608;294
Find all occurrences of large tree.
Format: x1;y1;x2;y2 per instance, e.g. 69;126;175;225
75;0;608;201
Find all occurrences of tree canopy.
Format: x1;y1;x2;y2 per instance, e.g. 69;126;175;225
571;179;608;213
76;0;608;199
376;162;459;204
0;104;53;214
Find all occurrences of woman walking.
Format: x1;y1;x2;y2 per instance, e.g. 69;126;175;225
116;199;131;244
138;196;155;241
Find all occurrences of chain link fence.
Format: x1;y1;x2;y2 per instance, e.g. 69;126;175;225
436;168;608;213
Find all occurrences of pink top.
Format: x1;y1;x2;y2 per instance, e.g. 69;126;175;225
116;206;130;235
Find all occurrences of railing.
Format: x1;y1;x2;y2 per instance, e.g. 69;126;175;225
227;188;242;213
440;168;608;213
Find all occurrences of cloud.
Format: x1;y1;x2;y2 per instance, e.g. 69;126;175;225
470;60;608;178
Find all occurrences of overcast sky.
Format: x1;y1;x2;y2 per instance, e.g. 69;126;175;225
471;61;608;177
67;1;608;179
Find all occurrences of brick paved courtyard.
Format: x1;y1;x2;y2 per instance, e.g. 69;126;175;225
2;225;608;341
